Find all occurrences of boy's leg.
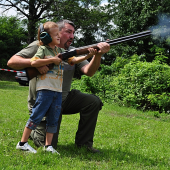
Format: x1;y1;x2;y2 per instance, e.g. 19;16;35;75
16;126;37;153
29;90;55;147
46;132;54;145
51;114;62;147
44;132;60;154
21;127;32;142
30;91;62;148
44;92;61;155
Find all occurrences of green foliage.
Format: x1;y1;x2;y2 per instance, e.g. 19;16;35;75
150;45;169;64
111;58;170;112
73;54;170;113
110;57;131;75
72;69;114;101
73;56;132;100
0;0;111;44
72;55;139;101
0;16;27;68
105;0;170;65
148;93;170;114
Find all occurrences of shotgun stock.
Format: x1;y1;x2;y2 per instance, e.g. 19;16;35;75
25;30;151;80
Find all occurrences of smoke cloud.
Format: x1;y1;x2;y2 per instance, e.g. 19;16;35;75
150;14;170;44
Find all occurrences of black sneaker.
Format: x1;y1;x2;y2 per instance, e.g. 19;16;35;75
76;144;100;153
87;146;100;153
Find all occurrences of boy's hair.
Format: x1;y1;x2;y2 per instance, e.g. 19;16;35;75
38;21;58;45
56;19;75;31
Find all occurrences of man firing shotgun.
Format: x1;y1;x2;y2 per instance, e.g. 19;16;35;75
7;19;110;153
7;19;150;153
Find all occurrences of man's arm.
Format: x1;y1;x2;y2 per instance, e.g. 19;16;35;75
7;55;32;70
81;42;110;77
7;41;39;70
7;55;49;74
7;40;48;74
7;40;51;74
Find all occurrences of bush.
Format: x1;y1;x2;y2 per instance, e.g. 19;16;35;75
72;54;170;113
111;59;170;112
71;64;115;102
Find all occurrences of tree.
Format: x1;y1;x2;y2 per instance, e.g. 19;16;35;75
105;0;170;64
0;16;27;68
0;0;110;45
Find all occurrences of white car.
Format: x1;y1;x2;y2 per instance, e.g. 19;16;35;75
15;71;29;86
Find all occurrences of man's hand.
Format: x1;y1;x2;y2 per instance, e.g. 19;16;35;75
36;65;49;74
97;42;110;55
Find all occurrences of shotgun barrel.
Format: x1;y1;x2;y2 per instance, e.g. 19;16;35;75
107;30;151;45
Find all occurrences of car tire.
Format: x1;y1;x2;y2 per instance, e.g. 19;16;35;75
19;82;27;86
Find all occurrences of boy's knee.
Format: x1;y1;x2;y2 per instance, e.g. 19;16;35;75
26;121;37;130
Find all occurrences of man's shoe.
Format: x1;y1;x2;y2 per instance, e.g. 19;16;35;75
87;146;100;153
76;144;100;153
16;142;37;153
44;146;60;155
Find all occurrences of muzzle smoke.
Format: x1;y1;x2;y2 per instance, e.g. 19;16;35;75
149;14;170;44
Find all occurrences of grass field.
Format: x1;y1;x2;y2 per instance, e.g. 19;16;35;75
1;80;170;169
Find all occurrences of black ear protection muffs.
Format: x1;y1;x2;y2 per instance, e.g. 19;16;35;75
39;24;52;45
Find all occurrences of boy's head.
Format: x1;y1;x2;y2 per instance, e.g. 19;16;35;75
38;21;60;45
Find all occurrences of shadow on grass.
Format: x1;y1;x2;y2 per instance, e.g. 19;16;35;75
57;143;169;168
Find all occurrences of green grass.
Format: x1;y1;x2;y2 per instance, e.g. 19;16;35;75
1;80;170;169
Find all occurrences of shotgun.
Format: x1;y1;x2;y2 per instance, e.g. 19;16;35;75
25;30;151;80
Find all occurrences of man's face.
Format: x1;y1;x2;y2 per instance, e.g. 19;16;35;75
58;23;75;49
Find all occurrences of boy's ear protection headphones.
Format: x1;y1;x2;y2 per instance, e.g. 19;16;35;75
39;24;52;45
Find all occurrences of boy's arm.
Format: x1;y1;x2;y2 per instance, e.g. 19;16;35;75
30;46;61;67
30;57;60;67
68;54;92;66
68;48;97;65
30;47;62;67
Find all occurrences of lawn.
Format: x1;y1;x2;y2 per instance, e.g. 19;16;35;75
0;80;170;170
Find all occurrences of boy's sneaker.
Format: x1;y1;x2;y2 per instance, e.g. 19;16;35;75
16;142;37;153
44;146;60;155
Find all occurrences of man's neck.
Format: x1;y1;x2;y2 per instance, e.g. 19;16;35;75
56;44;69;50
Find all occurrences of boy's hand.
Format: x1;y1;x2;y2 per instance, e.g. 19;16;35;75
53;54;62;65
88;48;98;55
